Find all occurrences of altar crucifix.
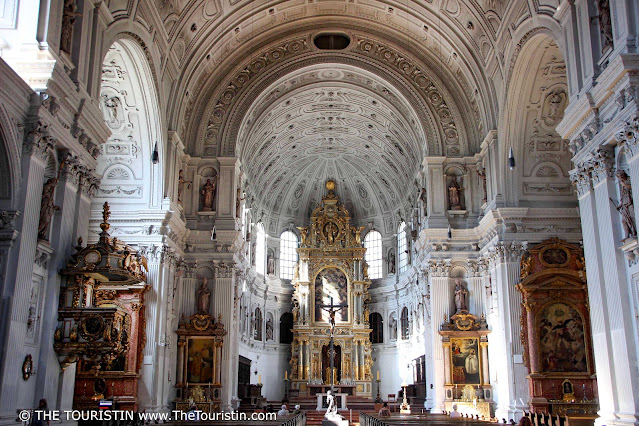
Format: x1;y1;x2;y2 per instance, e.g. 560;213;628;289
319;296;348;390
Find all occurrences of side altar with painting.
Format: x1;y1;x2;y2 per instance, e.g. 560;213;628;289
439;278;494;419
173;278;227;413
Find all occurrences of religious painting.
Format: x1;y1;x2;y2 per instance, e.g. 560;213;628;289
540;247;569;267
538;302;587;373
450;338;480;384
186;338;215;383
314;268;348;322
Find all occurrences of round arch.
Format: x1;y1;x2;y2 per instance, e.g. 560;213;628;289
502;33;574;207
94;38;165;210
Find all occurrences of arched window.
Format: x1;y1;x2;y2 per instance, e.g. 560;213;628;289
279;231;298;279
369;312;383;344
255;223;266;275
364;231;383;279
280;313;294;344
397;222;408;273
254;307;263;341
401;307;409;339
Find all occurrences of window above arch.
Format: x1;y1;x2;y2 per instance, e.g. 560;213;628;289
398;222;408;274
279;231;298;279
364;230;383;279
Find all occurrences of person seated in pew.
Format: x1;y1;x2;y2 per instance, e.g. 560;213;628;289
378;402;391;417
450;405;462;418
518;417;532;426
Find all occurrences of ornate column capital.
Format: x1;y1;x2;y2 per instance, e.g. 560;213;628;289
616;114;639;159
23;121;56;160
427;259;450;277
589;148;615;185
569;163;593;197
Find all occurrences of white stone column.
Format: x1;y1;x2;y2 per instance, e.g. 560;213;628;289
570;149;639;425
0;128;50;420
216;158;239;230
427;260;451;413
487;242;528;422
213;266;239;410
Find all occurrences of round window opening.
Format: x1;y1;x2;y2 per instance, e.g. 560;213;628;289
314;33;350;50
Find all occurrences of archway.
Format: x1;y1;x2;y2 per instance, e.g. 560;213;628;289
95;38;163;212
504;35;574;207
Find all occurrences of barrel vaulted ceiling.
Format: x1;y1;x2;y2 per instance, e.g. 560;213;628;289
105;0;564;234
237;64;425;235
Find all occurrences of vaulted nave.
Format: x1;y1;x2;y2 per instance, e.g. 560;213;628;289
0;0;639;425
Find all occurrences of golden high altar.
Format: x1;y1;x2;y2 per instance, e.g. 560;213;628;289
290;180;373;397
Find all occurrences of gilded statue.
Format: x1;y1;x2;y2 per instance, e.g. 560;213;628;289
454;277;468;312
201;178;217;211
38;176;61;241
520;252;534;279
196;277;211;314
297;227;308;245
362;259;369;280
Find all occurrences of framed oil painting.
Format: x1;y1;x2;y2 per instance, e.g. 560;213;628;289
186;337;216;383
314;268;348;322
450;338;481;385
538;302;587;373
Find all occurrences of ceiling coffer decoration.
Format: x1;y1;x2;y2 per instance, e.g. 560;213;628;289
54;202;148;410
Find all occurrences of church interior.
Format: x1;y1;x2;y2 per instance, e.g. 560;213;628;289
0;0;638;425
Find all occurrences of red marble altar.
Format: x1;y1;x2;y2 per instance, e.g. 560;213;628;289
517;238;597;414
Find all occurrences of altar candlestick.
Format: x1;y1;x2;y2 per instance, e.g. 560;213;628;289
285;371;288;380
377;371;380;381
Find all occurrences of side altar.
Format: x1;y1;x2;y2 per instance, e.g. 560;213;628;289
289;180;373;398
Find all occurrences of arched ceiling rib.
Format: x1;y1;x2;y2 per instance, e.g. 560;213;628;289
238;64;423;236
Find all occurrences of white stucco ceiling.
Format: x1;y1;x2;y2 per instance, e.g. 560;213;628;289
238;64;425;235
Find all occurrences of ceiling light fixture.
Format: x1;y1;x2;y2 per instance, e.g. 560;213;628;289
508;147;516;170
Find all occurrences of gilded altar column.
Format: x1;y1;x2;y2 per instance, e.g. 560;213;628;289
480;341;489;385
442;341;452;385
177;341;185;385
305;340;311;380
353;341;359;380
215;342;223;384
358;341;365;380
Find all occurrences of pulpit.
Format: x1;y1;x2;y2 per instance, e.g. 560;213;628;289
54;203;148;410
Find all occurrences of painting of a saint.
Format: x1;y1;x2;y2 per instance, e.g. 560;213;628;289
451;338;481;384
187;338;215;383
538;303;587;372
314;268;348;322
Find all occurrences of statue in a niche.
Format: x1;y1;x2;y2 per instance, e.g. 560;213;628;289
389;316;397;340
60;0;81;54
38;176;61;240
201;178;217;211
613;170;637;239
177;170;191;204
448;176;462;210
196;277;211;314
388;251;396;274
454;277;468;312
267;251;275;275
265;318;273;341
477;168;488;204
597;0;613;53
419;187;427;216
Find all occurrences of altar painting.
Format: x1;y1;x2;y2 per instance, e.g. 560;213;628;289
314;268;348;322
186;338;215;383
538;303;587;372
451;338;480;384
